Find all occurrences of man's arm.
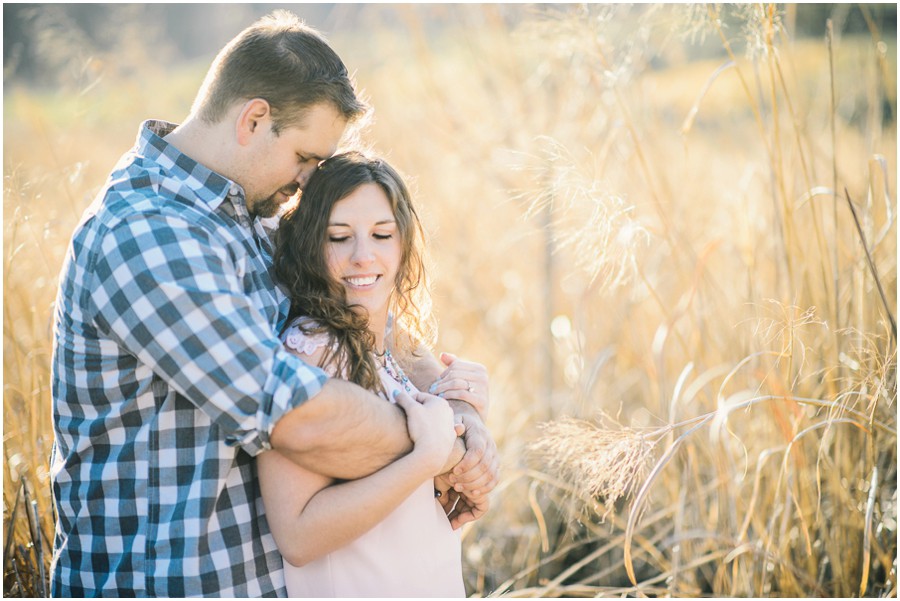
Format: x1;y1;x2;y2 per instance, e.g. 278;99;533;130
269;338;465;480
272;381;468;480
270;378;411;479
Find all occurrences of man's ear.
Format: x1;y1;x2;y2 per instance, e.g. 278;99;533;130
236;98;272;146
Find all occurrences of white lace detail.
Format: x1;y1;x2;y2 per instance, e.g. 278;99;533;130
281;318;332;357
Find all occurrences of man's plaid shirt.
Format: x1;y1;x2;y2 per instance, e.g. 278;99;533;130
49;120;327;597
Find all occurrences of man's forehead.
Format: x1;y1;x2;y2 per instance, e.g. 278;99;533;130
292;103;346;130
290;113;346;157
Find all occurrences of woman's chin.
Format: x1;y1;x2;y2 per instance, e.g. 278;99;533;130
349;301;388;324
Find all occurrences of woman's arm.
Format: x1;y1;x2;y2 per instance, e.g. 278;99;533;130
260;389;457;566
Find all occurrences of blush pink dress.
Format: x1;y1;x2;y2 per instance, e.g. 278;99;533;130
278;320;465;598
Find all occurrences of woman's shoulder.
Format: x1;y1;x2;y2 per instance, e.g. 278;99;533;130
281;317;334;356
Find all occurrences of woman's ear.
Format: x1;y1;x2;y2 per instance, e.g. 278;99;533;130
235;98;272;146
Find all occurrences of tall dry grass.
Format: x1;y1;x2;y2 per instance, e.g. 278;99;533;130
4;4;896;597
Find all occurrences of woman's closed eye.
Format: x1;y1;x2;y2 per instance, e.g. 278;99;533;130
373;233;393;240
329;235;350;243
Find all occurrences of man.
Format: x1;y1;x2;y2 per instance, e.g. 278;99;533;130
49;11;497;597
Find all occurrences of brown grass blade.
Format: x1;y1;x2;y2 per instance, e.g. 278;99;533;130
859;465;878;596
22;480;47;598
4;483;24;569
623;415;712;585
844;187;897;344
680;60;735;136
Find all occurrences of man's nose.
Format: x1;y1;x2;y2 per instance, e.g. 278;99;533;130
295;165;316;190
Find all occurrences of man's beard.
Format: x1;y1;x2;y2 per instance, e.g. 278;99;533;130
249;186;298;219
249;194;282;219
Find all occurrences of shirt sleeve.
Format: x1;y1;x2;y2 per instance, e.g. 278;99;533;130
85;211;326;456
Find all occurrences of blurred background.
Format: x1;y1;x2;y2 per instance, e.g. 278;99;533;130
4;3;897;597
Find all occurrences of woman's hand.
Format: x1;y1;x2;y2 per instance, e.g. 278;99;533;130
428;353;490;420
393;390;458;476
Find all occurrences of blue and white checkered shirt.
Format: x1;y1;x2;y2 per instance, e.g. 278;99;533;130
49;120;327;597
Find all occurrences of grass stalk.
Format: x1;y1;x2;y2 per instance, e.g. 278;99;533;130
764;5;797;301
858;4;897;105
25;496;46;599
4;483;24;568
705;5;771;155
827;20;840;333
859;464;878;596
585;33;694;275
772;45;833;315
623;415;713;585
843;187;897;344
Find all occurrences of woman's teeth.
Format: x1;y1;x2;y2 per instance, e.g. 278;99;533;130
346;276;378;286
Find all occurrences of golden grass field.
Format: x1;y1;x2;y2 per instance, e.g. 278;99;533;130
3;4;897;597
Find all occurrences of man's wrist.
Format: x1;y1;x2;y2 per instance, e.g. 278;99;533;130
400;345;441;391
448;399;480;420
441;436;466;473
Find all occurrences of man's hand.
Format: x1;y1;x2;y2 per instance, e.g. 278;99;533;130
443;489;490;530
434;473;490;529
444;405;499;499
434;473;454;514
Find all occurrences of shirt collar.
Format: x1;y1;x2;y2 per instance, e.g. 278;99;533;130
136;119;244;215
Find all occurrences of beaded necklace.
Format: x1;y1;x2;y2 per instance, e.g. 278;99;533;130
376;348;413;394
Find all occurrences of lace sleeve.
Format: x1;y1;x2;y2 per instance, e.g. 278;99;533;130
281;319;333;359
281;318;351;379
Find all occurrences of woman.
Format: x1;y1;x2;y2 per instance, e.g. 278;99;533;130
260;152;482;596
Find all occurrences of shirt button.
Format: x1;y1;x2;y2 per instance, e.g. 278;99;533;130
229;184;240;196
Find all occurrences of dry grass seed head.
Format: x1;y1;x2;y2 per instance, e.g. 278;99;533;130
529;417;657;520
516;137;650;297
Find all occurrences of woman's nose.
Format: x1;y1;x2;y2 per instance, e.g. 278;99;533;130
351;239;374;265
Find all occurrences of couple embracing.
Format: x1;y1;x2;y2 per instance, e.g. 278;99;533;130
49;10;499;597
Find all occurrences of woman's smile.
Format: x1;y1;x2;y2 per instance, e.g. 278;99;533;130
343;274;381;289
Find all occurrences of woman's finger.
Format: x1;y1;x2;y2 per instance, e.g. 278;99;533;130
430;378;479;396
438;355;485;379
391;388;420;411
433;365;488;384
434;364;484;379
437;363;486;379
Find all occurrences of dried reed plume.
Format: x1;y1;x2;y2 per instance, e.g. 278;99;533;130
517;137;650;296
529;417;657;519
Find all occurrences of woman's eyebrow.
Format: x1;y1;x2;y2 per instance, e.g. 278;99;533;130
328;219;397;227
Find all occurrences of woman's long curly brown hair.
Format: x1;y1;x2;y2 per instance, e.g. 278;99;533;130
274;151;434;392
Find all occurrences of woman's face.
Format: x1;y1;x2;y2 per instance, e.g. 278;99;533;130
325;182;402;330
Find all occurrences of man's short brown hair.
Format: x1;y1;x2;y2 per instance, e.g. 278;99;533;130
192;10;368;132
